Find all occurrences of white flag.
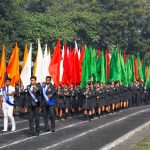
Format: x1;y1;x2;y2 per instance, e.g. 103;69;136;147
43;44;51;81
35;39;44;83
59;45;64;82
20;44;32;88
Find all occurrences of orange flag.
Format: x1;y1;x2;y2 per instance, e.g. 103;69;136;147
0;44;6;88
33;52;38;76
6;43;20;87
22;44;28;70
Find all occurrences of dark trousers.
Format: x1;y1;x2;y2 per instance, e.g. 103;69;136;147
43;105;55;130
28;105;40;134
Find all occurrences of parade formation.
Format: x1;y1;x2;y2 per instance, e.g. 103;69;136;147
0;38;150;138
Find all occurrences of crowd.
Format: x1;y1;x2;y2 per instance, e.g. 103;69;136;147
0;76;149;136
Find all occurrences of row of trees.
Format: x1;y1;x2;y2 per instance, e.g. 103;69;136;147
0;0;150;60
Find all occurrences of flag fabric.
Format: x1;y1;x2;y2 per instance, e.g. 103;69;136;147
74;45;80;85
109;50;118;82
42;44;51;81
120;52;127;85
6;43;20;87
33;52;38;76
22;44;28;70
49;38;62;87
0;44;6;88
79;44;85;83
59;44;64;82
105;49;110;81
35;39;44;83
81;47;91;88
137;53;144;82
145;67;150;88
20;44;32;88
96;51;106;83
90;48;97;83
62;43;70;85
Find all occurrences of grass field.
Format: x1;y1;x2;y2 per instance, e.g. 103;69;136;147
130;135;150;150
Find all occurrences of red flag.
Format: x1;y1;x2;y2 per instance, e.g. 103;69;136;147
69;46;75;85
134;57;141;82
123;51;127;64
79;44;85;82
74;48;80;85
105;49;110;81
49;39;62;87
62;43;70;85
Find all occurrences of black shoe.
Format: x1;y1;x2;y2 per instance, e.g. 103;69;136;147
28;132;35;137
51;128;55;132
35;132;40;136
45;129;50;132
64;113;68;119
89;116;91;122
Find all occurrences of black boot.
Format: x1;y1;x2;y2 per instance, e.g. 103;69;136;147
89;115;91;122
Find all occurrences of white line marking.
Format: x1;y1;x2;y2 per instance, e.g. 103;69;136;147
0;105;149;149
43;109;150;150
0;119;89;149
99;120;150;150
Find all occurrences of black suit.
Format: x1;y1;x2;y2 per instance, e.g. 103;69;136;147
26;83;42;135
41;83;56;131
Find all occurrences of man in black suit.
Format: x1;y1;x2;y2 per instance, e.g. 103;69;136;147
42;76;56;132
27;76;42;136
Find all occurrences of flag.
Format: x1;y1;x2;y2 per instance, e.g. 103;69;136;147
90;48;97;83
20;44;32;88
33;52;38;76
120;52;127;85
0;44;6;88
96;51;106;83
81;47;91;88
62;43;70;85
109;50;118;82
74;44;80;85
105;49;110;81
6;43;20;87
79;44;85;83
35;39;43;83
49;38;62;87
42;44;50;81
59;44;64;82
145;67;150;88
137;53;144;82
22;44;28;70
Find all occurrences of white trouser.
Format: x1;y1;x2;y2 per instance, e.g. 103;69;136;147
2;102;16;131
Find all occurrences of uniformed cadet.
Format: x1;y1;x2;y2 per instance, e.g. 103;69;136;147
111;82;116;112
90;83;96;119
69;83;76;116
96;83;102;118
83;83;95;121
42;76;56;132
105;83;111;113
57;84;65;120
19;82;27;117
75;83;82;112
27;76;42;136
1;78;16;132
64;83;70;119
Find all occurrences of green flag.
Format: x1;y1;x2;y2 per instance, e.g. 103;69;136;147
81;46;91;88
137;53;144;82
96;51;106;83
90;48;97;83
